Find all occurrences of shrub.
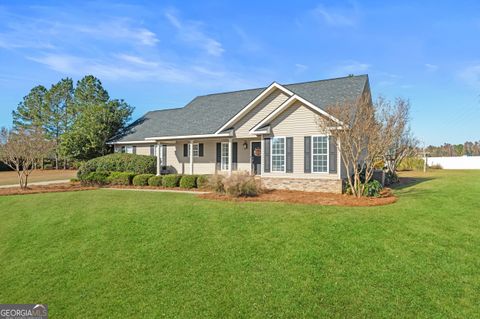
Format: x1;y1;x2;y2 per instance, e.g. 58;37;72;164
196;175;210;189
162;174;181;188
78;153;156;179
70;178;79;183
207;174;225;193
80;171;109;186
180;175;197;189
222;172;262;197
148;175;162;187
133;174;155;186
384;171;399;186
363;180;383;197
398;157;425;171
429;163;443;169
107;172;136;186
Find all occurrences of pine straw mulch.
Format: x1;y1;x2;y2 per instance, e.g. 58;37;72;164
198;188;396;207
0;183;97;196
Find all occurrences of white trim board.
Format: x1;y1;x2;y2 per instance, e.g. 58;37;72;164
145;132;232;141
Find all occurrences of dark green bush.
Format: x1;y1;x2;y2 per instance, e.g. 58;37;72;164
363;180;383;197
107;172;136;185
148;175;162;186
80;171;109;186
196;175;210;189
179;175;197;189
70;178;79;183
133;174;155;186
162;174;181;188
78;153;156;179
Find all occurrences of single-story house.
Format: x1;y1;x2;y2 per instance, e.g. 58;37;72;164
110;74;370;193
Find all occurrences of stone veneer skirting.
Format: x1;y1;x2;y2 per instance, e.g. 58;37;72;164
261;177;342;194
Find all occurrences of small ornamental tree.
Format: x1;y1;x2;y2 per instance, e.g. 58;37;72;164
0;127;55;189
318;93;409;197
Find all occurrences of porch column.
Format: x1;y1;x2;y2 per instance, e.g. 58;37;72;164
228;138;233;176
189;140;194;175
156;141;161;176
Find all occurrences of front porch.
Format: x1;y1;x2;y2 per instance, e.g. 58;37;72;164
153;137;262;176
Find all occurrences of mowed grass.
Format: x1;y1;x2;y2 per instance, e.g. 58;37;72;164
0;170;479;318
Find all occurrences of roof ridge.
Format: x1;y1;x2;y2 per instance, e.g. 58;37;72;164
283;74;368;87
195;86;266;98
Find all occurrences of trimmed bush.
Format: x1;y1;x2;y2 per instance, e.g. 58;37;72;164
70;178;79;183
80;171;109;186
222;172;262;197
133;174;155;186
148;175;162;186
196;175;210;189
162;174;181;188
398;157;425;171
78;153;156;179
363;180;383;197
180;175;197;189
107;172;136;186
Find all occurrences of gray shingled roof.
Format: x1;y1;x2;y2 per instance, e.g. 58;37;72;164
112;75;368;142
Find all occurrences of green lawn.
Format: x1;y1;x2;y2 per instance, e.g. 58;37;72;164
0;170;479;318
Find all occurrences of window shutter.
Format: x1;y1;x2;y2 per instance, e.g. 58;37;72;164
183;144;188;157
264;138;271;173
132;145;137;154
286;137;293;173
304;136;311;173
150;145;155;156
232;142;238;170
329;136;337;174
199;143;204;157
216;143;221;167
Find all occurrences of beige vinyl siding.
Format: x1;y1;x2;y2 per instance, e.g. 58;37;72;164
163;140;252;175
233;89;289;138
263;102;339;179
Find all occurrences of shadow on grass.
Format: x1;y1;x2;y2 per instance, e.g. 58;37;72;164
390;176;435;190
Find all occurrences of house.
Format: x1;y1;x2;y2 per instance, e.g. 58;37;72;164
110;75;370;193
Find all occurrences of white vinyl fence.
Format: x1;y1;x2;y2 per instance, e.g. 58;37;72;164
426;156;480;169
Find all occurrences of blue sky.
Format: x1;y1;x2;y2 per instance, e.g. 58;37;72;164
0;0;479;145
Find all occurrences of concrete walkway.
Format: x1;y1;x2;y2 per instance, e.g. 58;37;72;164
0;179;71;189
103;188;210;194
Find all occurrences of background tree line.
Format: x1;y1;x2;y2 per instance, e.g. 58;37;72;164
11;75;133;168
426;141;480;157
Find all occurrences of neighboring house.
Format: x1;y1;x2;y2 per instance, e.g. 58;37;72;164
110;75;370;193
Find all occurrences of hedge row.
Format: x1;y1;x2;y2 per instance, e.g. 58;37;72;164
79;171;209;189
78;153;156;179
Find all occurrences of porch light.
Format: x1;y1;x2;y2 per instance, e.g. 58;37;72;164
243;142;248;150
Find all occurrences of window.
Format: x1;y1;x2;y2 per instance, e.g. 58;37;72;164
125;146;133;154
221;142;229;171
121;146;126;153
187;143;200;157
271;137;285;172
312;136;328;173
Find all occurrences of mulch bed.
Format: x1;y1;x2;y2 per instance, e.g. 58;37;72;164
198;189;396;207
106;185;207;192
0;183;97;196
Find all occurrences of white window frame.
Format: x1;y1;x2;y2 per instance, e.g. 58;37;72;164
221;142;229;171
187;143;200;157
270;136;286;173
312;135;329;173
125;145;133;154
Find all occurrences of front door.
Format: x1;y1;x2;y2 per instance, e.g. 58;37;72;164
251;142;261;175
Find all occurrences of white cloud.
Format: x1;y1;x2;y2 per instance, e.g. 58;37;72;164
425;63;439;71
165;9;224;57
459;64;480;88
312;3;359;27
295;63;308;73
